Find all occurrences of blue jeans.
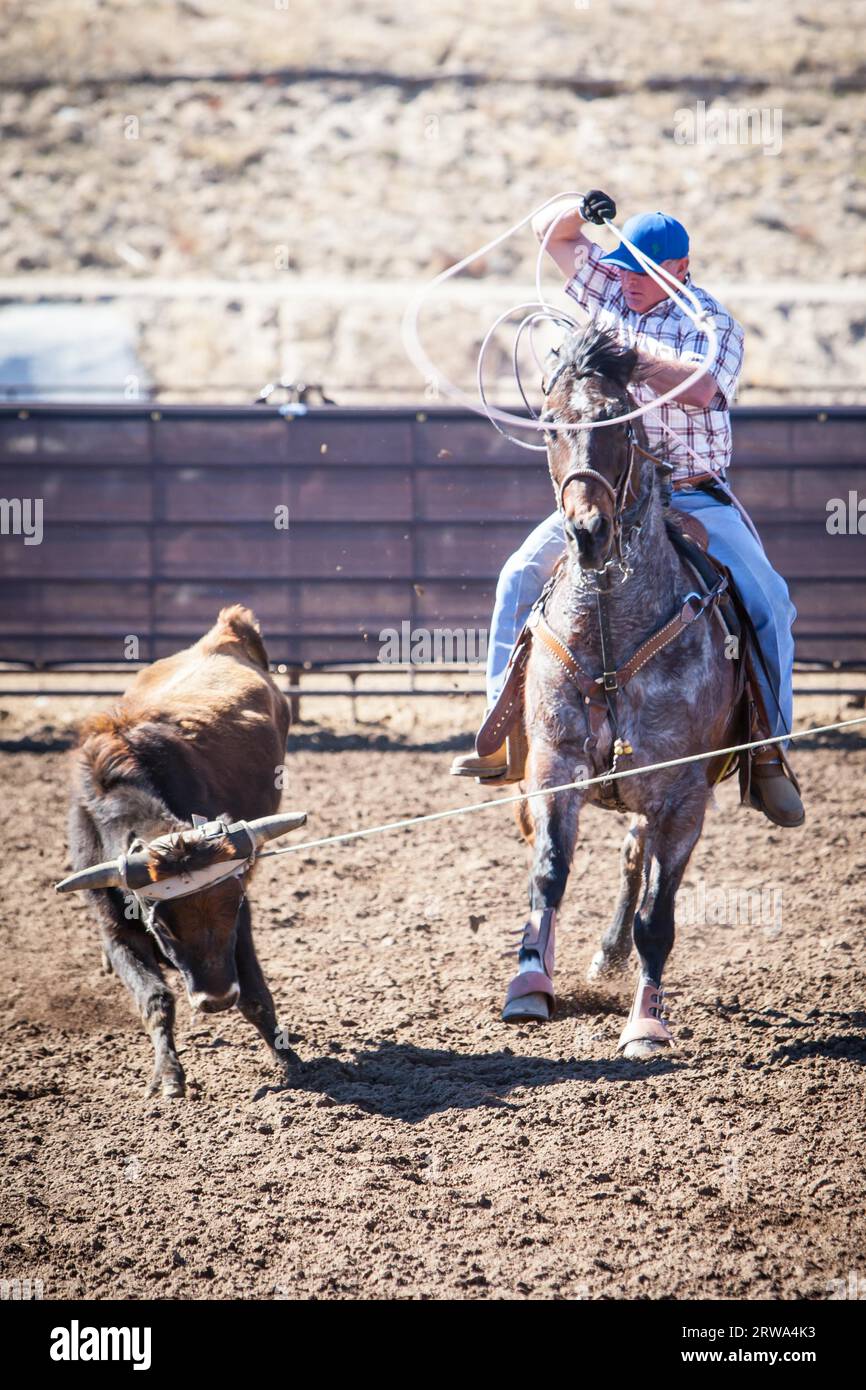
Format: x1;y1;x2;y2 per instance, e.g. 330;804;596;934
485;490;796;740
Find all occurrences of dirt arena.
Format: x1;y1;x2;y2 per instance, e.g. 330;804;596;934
2;686;865;1301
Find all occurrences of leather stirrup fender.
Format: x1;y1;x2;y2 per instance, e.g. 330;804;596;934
476;626;530;757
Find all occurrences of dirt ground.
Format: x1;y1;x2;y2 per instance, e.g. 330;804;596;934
1;686;865;1301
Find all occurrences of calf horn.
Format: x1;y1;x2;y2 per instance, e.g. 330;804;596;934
246;812;307;844
56;859;124;893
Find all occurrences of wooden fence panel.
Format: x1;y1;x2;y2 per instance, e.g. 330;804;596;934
0;404;863;668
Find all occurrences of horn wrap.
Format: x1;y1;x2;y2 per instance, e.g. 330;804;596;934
55;811;308;894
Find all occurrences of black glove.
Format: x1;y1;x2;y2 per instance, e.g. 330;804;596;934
579;189;616;225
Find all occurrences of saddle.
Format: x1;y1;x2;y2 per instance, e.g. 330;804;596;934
477;504;791;806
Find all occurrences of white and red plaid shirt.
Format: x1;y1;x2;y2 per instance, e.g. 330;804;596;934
564;242;745;483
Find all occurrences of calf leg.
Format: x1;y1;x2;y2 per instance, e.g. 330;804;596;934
620;782;706;1060
96;896;185;1098
235;899;298;1081
503;747;583;1023
588;815;647;981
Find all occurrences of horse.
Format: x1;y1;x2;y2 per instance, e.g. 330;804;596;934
502;324;739;1058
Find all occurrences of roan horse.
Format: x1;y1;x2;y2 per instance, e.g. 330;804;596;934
501;325;739;1057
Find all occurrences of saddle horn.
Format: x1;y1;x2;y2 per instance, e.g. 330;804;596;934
55;811;308;895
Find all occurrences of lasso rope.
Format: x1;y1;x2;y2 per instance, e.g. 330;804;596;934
400;192;718;451
257;716;866;861
255;202;864;865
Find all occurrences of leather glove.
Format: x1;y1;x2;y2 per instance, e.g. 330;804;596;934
579;189;616;225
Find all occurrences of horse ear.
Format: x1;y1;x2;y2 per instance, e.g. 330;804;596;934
621;346;642;386
541;345;561;395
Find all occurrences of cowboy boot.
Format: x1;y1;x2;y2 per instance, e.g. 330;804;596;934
450;745;508;779
749;746;805;828
450;720;527;785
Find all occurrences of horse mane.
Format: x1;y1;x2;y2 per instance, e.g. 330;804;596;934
551;324;638;391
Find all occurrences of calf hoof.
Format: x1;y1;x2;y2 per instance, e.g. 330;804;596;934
587;949;630;983
621;1038;670;1062
273;1049;300;1084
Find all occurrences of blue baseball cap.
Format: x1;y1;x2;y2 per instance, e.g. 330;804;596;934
600;212;689;273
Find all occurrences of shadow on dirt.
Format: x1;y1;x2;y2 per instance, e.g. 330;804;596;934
768;1034;866;1066
254;1039;683;1121
286;727;476;756
0;724;477;758
555;986;630;1018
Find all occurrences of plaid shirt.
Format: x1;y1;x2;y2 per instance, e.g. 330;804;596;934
564;242;744;482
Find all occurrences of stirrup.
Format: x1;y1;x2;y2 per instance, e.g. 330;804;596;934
479;723;528;787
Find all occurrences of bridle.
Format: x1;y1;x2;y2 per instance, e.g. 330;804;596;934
546;402;660;585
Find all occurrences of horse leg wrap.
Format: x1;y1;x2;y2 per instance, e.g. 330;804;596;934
505;908;557;1012
617;974;674;1050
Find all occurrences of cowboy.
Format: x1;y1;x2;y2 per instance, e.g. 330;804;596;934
451;189;804;828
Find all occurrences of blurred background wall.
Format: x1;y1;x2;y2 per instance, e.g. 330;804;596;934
0;0;863;405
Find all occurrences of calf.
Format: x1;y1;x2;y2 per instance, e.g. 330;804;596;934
60;606;304;1097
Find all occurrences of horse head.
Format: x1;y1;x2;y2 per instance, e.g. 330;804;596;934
541;324;651;573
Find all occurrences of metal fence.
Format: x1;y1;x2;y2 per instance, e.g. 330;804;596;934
1;403;864;669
